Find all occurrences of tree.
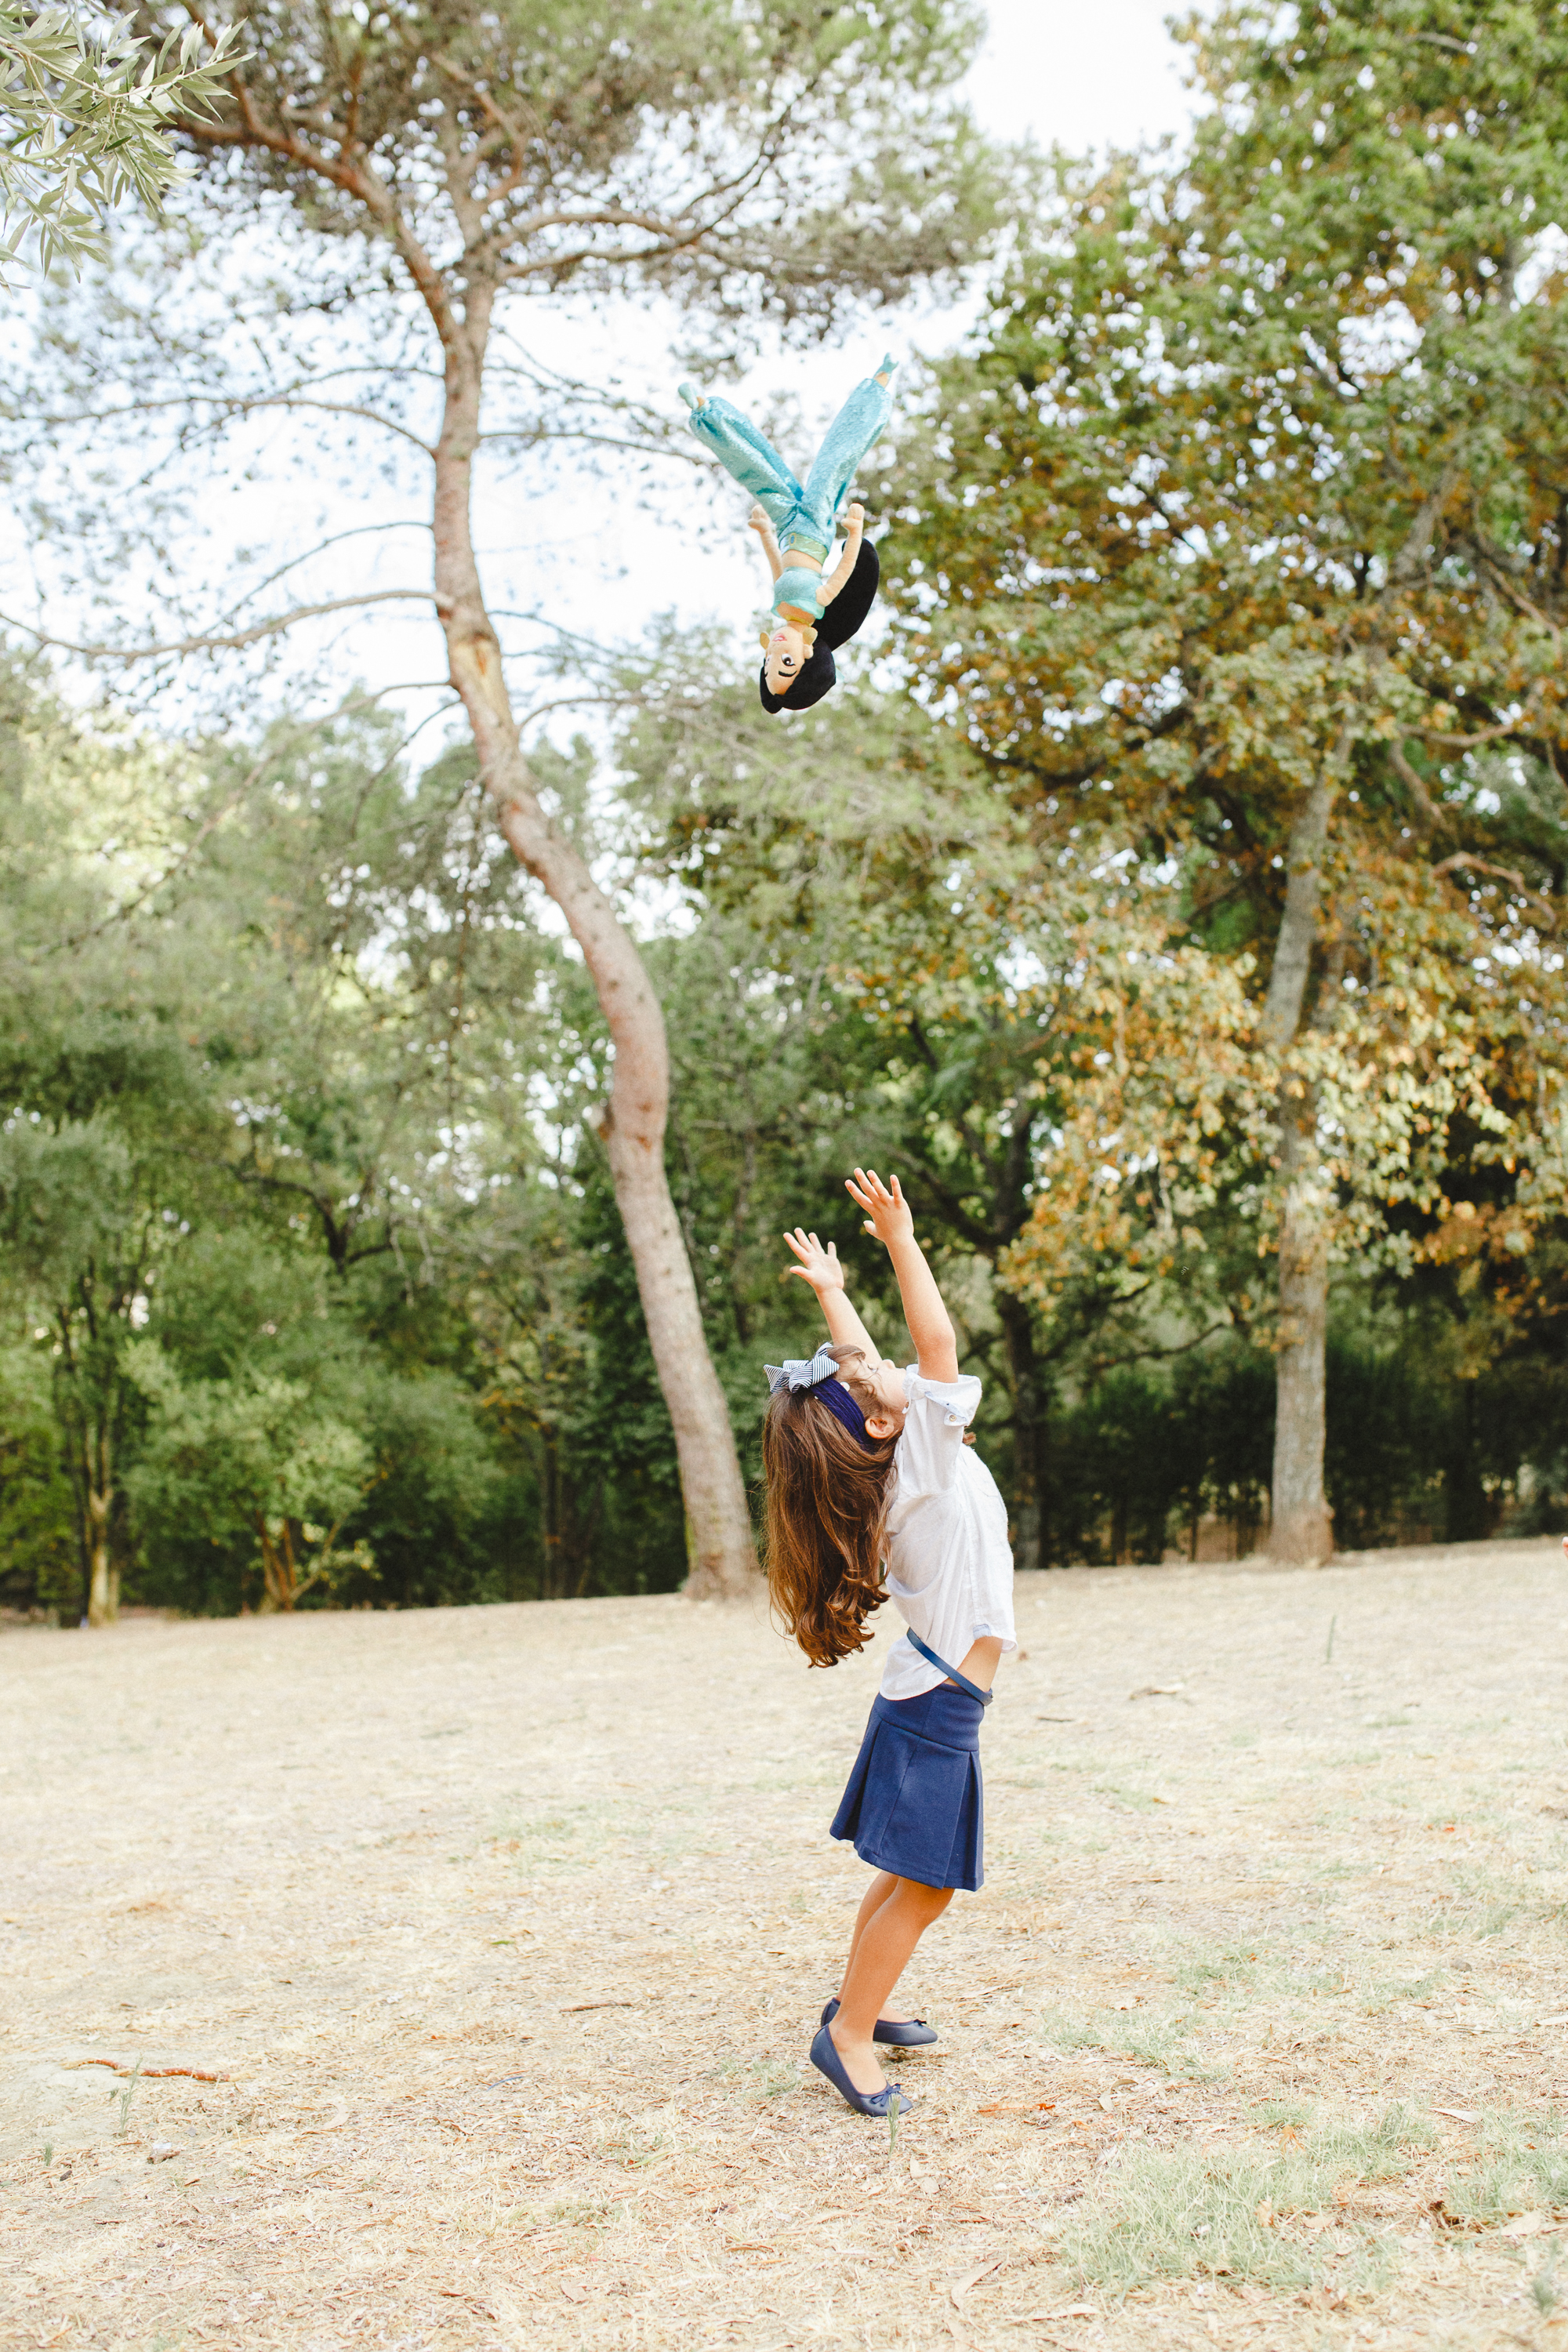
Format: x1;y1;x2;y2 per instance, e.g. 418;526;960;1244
884;0;1568;1559
620;669;1256;1568
0;1082;205;1621
0;650;221;1622
48;0;1002;1597
127;1338;377;1611
0;6;241;275
0;1338;77;1613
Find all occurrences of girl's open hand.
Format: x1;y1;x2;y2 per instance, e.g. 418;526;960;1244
845;503;865;528
845;1167;913;1250
782;1229;845;1294
748;503;775;536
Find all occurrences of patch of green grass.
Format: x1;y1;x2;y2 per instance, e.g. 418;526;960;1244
1059;2144;1312;2295
1058;2105;1433;2298
1308;2107;1436;2181
1425;1869;1568;1943
1434;1897;1523;1938
1248;2099;1315;2129
1439;2110;1568;2227
546;2194;618;2227
1118;2015;1207;2076
1035;2000;1209;2079
1300;1966;1351;1995
1337;2231;1401;2301
487;1799;629;1874
1530;2252;1562;2317
1174;1948;1261;1997
593;2114;669;2169
1094;1783;1161;1813
713;2054;800;2101
1360;1970;1443;2016
1035;2005;1103;2053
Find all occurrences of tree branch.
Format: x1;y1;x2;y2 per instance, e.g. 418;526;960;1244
0;588;434;662
19;388;436;453
1388;739;1449;832
228;520;434;617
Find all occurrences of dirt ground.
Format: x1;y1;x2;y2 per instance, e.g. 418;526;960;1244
3;1542;1567;2352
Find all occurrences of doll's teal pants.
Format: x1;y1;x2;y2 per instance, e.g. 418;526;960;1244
681;358;895;559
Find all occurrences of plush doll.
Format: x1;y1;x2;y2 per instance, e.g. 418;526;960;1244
681;356;895;713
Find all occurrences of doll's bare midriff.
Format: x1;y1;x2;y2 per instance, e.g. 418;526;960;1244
750;503;865;615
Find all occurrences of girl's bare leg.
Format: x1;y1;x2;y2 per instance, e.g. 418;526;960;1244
829;1875;953;2095
835;1870;920;2022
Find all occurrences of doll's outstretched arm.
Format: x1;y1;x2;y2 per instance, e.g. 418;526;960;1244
749;503;785;585
818;504;866;608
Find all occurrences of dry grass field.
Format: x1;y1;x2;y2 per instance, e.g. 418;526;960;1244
3;1542;1567;2352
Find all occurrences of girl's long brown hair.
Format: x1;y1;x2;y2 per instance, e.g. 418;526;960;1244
762;1350;897;1668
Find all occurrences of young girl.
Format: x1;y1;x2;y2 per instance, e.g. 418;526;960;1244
763;1167;1015;2118
680;358;895;714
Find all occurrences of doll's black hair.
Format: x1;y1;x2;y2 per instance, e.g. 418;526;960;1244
757;539;880;720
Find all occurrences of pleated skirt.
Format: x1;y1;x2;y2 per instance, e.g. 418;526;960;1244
829;1684;985;1893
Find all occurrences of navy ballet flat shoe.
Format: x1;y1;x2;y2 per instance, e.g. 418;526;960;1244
809;2026;912;2118
821;1996;938;2049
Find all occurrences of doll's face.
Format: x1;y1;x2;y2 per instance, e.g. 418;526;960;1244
764;621;808;698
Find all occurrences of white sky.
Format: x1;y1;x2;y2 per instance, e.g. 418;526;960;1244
8;1;1200;745
966;0;1193;154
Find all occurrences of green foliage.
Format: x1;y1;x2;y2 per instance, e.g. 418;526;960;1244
877;0;1568;1504
0;1341;74;1613
125;1338;376;1610
0;9;242;277
4;608;1568;1612
623;652;1568;1568
156;0;1000;335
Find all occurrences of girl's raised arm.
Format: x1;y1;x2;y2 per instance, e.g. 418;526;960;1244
844;1168;959;1384
782;1229;878;1358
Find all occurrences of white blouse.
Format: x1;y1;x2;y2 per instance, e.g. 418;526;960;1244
879;1368;1017;1702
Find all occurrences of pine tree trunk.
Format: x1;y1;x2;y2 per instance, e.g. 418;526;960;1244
1258;779;1336;1565
428;289;755;1599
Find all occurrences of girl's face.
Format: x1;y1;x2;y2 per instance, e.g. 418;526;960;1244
848;1354;908;1442
764;621;807;696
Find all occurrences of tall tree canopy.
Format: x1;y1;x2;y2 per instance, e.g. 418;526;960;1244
883;0;1568;1559
14;0;1009;1595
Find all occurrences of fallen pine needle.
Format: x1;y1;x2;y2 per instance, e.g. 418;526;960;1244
949;2257;1004;2307
61;2060;232;2081
562;1998;636;2013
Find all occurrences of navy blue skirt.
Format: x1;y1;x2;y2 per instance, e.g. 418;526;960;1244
829;1684;985;1892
